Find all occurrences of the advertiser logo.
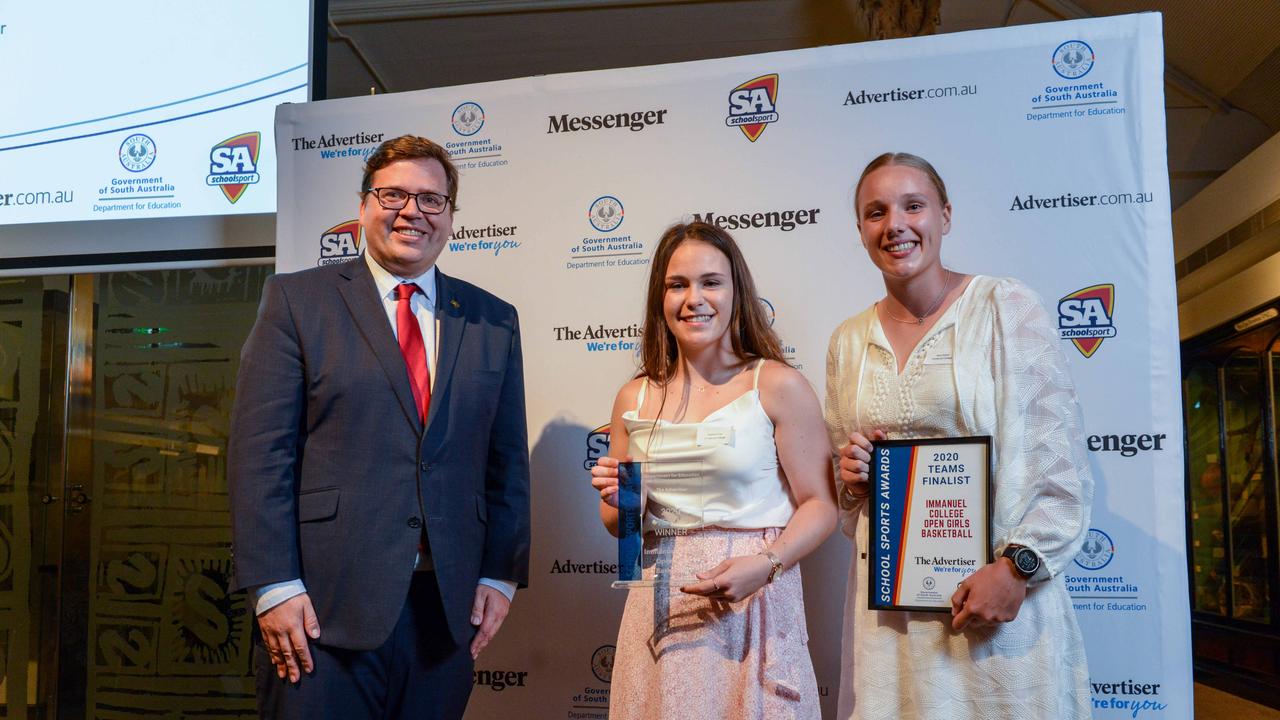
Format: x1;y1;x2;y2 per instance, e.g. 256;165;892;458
1074;528;1115;570
448;222;521;257
1058;284;1115;358
585;423;610;470
317;220;361;267
555;323;642;353
472;668;528;692
690;207;819;232
206;132;261;204
547;108;668;134
726;74;779;142
1009;191;1153;211
119;134;156;173
290;131;385;160
452;101;485;136
844;83;978;107
1053;40;1095;79
551;558;618;575
1;188;74;208
1090;678;1168;717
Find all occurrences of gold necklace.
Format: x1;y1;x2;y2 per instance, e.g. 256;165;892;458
882;270;954;325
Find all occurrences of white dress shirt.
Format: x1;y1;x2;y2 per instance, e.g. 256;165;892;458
252;253;516;615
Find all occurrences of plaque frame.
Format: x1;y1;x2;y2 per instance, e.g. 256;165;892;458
868;435;993;612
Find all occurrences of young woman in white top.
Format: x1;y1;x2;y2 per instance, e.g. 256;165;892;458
590;220;836;719
827;152;1093;719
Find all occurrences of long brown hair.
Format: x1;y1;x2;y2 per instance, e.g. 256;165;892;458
638;221;785;384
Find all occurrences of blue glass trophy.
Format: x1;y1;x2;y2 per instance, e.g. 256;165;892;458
612;459;706;589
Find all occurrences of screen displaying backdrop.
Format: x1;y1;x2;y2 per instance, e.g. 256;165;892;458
0;1;311;227
276;13;1191;720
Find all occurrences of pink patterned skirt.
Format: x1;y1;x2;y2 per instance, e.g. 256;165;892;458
609;526;820;720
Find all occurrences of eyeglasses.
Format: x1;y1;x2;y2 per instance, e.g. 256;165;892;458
366;187;451;215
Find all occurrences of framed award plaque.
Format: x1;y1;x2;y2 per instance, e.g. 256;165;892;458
868;436;992;612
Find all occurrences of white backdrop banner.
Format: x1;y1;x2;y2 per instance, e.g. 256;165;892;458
275;13;1189;719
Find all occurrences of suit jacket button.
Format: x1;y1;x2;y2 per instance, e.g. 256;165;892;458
407;517;422;529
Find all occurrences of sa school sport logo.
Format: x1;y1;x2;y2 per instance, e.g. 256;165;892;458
584;423;610;470
1058;283;1115;358
207;131;261;204
318;219;361;266
726;74;779;142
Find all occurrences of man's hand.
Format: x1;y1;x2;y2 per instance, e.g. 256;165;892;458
950;558;1028;631
257;593;321;682
470;584;511;659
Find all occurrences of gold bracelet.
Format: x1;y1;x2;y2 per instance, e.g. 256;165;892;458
759;550;784;584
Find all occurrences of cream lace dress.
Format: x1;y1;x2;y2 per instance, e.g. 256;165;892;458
823;276;1093;720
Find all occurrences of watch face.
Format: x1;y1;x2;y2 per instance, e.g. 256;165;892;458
1014;548;1040;575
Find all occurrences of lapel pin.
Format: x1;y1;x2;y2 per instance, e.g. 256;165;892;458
450;299;460;309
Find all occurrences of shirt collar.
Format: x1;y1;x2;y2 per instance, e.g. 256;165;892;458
364;252;437;308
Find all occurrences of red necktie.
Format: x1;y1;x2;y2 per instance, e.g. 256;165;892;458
395;283;431;423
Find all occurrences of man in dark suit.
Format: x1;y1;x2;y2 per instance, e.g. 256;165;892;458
229;135;530;719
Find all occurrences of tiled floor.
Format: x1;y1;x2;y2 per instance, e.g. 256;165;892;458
1195;683;1280;719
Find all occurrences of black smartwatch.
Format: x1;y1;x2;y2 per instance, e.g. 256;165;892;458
1001;545;1040;579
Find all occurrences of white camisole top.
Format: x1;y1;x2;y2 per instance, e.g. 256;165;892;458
622;361;797;532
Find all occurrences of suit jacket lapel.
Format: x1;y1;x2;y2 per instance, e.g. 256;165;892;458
337;259;422;433
428;270;466;435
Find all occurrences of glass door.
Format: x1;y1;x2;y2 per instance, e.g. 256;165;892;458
0;266;271;719
80;268;269;719
0;275;70;719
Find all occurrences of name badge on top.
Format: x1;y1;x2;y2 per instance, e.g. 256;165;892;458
869;436;992;612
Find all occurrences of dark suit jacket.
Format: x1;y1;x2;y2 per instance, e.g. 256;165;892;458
229;257;530;651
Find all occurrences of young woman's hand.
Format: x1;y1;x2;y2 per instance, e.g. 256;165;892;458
590;456;624;508
680;553;776;602
838;429;885;499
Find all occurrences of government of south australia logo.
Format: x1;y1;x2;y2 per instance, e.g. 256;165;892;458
591;645;615;683
318;219;361;266
1058;283;1115;358
207;131;261;204
726;74;779;142
452;102;485;136
119;134;156;173
589;196;624;233
1053;40;1095;79
1074;528;1114;570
